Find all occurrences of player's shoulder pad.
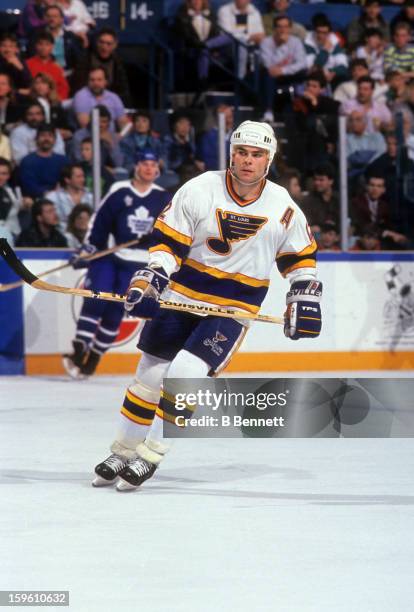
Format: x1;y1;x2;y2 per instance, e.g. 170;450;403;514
267;180;303;212
103;180;133;198
178;170;224;194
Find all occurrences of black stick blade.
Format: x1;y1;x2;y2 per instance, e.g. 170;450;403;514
0;239;38;285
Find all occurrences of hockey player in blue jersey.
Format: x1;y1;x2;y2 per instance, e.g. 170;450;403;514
63;150;171;378
92;121;323;491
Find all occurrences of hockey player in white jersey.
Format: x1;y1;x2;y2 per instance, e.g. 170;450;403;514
93;121;322;491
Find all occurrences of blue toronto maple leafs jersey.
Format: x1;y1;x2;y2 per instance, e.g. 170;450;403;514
87;180;171;261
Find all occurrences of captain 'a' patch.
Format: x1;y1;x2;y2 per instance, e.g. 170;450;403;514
206;208;268;255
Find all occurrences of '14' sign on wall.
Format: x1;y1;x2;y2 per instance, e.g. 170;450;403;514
130;2;154;20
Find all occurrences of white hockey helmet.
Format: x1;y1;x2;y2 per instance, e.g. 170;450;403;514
230;121;277;175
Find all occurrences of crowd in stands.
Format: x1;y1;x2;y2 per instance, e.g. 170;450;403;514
1;0;414;252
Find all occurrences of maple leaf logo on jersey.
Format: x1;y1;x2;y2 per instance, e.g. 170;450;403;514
206;209;268;255
127;206;155;238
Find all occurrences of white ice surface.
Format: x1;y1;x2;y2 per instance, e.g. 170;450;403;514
1;375;414;612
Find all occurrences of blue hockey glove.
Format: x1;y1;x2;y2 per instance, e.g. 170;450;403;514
284;280;322;340
70;243;97;269
124;266;169;319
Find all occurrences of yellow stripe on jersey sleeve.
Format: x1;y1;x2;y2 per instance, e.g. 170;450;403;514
153;219;192;246
282;259;317;276
148;244;182;265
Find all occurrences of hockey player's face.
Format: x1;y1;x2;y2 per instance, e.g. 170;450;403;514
135;160;159;182
231;145;268;183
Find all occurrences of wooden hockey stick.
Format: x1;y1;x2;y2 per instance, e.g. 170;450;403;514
0;239;284;325
0;238;140;292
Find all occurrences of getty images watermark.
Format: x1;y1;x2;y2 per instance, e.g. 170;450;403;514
174;387;287;428
161;378;414;438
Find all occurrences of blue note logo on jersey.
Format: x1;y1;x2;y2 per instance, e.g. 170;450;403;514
207;208;268;255
203;331;228;356
127;206;155;237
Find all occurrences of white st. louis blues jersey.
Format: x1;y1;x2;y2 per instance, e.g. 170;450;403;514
149;170;318;314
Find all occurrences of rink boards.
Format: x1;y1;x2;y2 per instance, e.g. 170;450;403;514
0;250;413;375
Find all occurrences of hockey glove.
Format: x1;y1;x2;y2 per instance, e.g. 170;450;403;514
284;280;322;340
124;266;169;319
70;243;97;269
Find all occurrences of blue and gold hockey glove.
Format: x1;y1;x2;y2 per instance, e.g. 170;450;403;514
284;280;322;340
70;243;97;269
124;266;169;319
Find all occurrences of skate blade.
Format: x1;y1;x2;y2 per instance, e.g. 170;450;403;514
62;356;87;380
116;478;139;492
92;475;117;487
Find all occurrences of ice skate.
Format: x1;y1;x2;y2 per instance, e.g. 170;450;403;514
62;340;88;379
92;453;132;487
79;348;101;377
116;456;157;491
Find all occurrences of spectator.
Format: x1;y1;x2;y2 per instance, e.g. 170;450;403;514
64;202;92;248
38;4;83;76
0;157;21;237
28;73;73;141
351;175;391;232
18;0;48;39
9;102;65;164
317;221;341;251
71;28;131;105
18;124;69;198
260;15;307;122
392;80;414;134
390;0;414;40
334;59;382;104
346;0;388;52
351;223;382;251
346;111;386;179
341;76;392;133
0;72;28;134
196;103;233;170
58;0;95;48
217;0;265;78
174;0;230;85
262;0;306;40
46;163;93;230
0;33;32;94
305;14;348;86
277;168;303;202
72;67;129;130
291;72;339;174
26;30;70;100
0;127;11;160
300;163;339;232
385;69;407;110
163;113;204;185
355;28;386;83
367;132;414;207
15;198;68;247
78;136;113;195
119;110;163;173
71;104;123;167
383;23;414;81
